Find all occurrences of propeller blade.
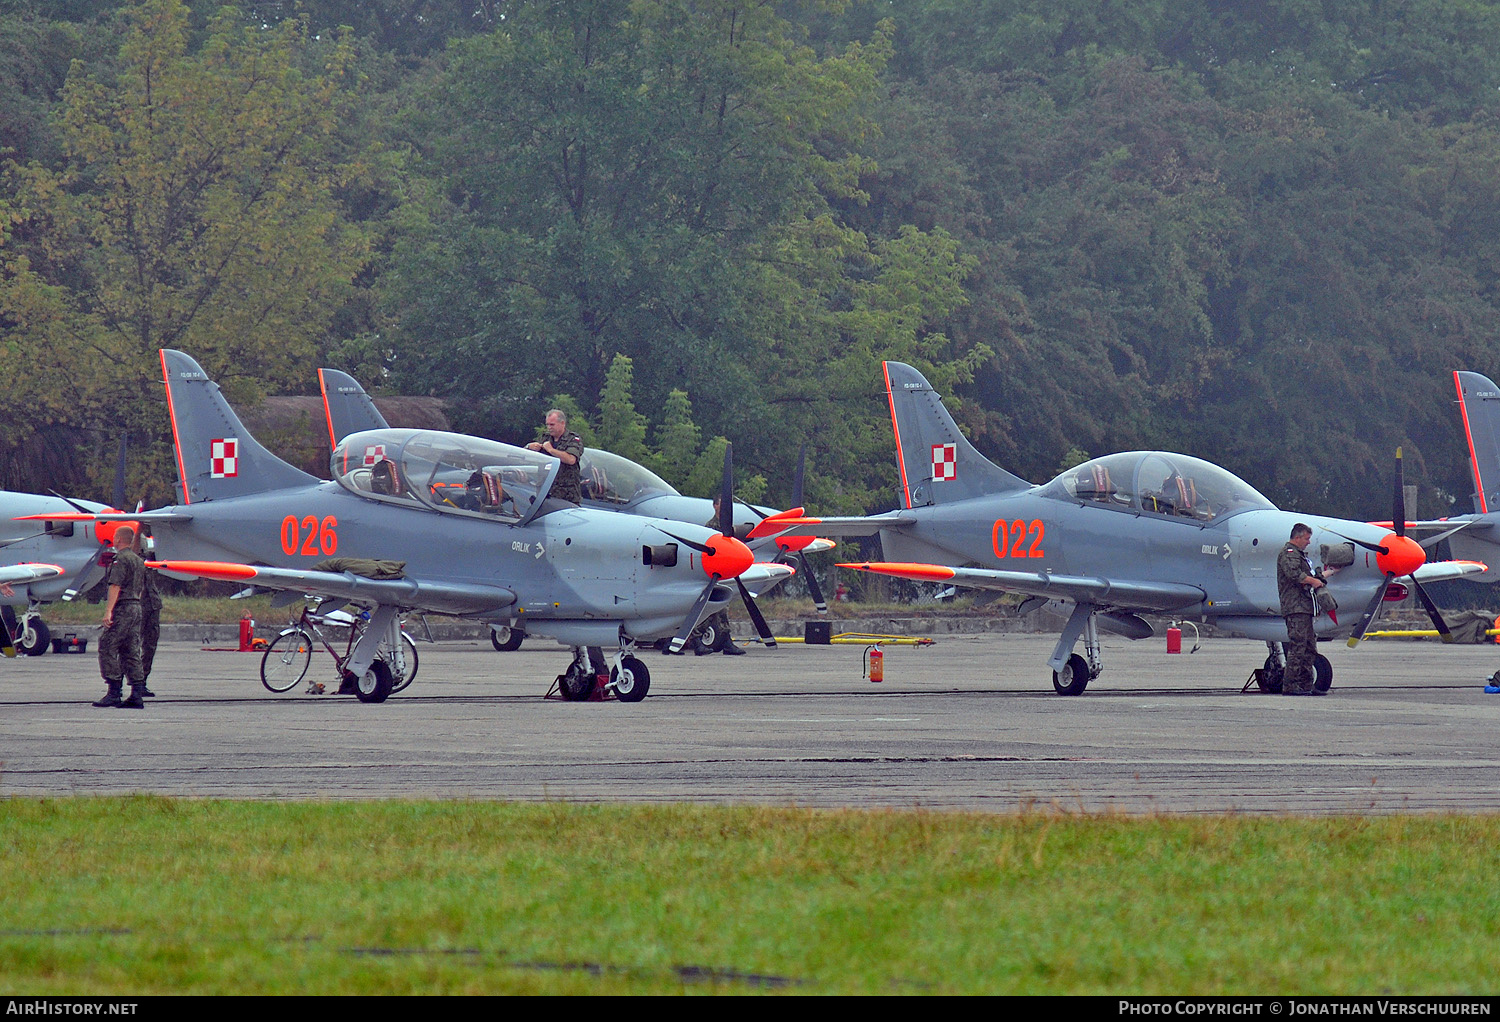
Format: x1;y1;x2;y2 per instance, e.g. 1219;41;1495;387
793;443;807;508
1417;521;1476;550
1346;575;1395;647
653;527;713;555
1322;528;1388;555
719;443;735;536
735;577;776;647
1408;577;1454;644
113;436;128;512
46;490;95;516
1392;448;1406;539
0;531;51;550
668;580;720;654
797;550;828;615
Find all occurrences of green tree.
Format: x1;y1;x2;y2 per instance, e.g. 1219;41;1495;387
5;0;370;501
650;388;701;489
595;354;650;464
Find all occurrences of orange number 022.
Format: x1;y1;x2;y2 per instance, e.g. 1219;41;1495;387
991;519;1044;559
280;515;338;557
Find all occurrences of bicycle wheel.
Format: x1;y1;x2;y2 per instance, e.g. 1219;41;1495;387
389;632;419;694
261;629;314;692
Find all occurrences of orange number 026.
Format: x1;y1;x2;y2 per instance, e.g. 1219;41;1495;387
280;515;338;557
991;518;1044;559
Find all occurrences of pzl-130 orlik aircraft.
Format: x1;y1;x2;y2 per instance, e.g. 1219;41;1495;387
317;366;833;651
783;362;1483;695
0;492;117;654
23;350;792;703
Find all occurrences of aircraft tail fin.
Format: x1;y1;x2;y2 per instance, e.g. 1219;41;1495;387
319;368;389;447
882;361;1031;508
160;350;319;504
1455;370;1500;513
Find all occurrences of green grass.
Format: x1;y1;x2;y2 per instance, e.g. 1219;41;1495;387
2;798;1498;994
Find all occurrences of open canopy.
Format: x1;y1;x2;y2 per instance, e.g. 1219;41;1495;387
1040;451;1277;521
578;448;678;506
332;429;560;524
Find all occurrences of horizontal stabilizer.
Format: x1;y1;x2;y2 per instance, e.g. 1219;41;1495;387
777;511;918;538
838;561;1205;612
149;559;516;616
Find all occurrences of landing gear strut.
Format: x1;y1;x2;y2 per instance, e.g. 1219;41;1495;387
1049;603;1103;696
553;646;652;702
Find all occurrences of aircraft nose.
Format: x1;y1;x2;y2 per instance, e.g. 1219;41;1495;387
701;534;754;580
1376;532;1426;577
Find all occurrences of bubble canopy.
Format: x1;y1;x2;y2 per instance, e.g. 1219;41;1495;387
332;429;560;523
578;448;678;505
1040;451;1277;521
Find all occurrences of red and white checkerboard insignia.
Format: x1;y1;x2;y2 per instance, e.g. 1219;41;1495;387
362;444;386;467
210;438;239;479
932;443;957;482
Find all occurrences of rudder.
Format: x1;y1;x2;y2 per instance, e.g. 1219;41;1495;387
319;367;389;446
161;349;319;504
1455;370;1500;513
883;361;1031;508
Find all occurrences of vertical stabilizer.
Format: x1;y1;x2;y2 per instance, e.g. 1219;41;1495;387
160;349;319;503
1455;370;1500;513
882;362;1031;508
319;368;389;447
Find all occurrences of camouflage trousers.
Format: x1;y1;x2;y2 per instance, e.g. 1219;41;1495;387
1283;613;1317;693
99;602;145;685
141;606;160;681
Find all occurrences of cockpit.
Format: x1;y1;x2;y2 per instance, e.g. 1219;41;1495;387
332;429;560;524
1040;452;1277;521
578;449;678;506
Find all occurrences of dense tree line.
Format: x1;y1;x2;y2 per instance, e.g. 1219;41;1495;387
5;0;1500;526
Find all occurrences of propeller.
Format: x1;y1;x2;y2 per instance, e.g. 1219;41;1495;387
661;443;777;652
113;435;129;512
1346;449;1453;646
738;444;829;614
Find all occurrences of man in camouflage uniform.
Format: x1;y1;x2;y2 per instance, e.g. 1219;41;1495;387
1277;523;1327;696
137;527;162;698
94;524;148;709
527;409;584;504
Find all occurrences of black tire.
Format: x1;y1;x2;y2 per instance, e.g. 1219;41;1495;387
354;659;394;704
389;633;419;694
19;617;50;657
612;656;651;702
490;625;524;652
557;663;595;701
1313;653;1333;693
1051;652;1090;696
260;629;313;693
1258;654;1285;693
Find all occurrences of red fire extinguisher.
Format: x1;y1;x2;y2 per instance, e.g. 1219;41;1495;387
239;614;255;652
865;646;884;683
1166;625;1182;654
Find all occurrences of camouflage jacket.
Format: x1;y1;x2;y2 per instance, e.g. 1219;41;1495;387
1276;542;1315;616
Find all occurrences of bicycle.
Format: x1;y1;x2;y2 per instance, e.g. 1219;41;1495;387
260;598;420;700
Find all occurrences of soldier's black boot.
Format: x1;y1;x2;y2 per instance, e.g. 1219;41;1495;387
140;683;156;697
120;684;145;709
92;684;123;708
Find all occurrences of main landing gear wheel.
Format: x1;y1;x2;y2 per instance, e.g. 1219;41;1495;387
1052;653;1091;696
557;663;595;701
611;656;651;702
1258;654;1285;693
18;617;49;657
490;625;524;652
1313;653;1333;693
389;633;419;694
352;660;394;704
260;629;313;692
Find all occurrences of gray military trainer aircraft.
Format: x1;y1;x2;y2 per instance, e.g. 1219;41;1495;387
23;350;791;702
317;367;832;651
784;362;1482;695
0;492;117;654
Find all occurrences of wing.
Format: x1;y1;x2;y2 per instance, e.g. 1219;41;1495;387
838;561;1205;612
775;511;919;539
0;563;64;586
149;560;515;616
1406;560;1488;582
735;561;796;599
